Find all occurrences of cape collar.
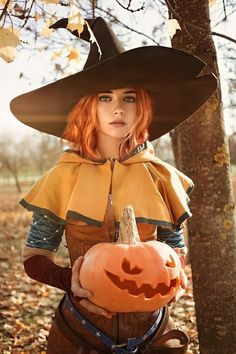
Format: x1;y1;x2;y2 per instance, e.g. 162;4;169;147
21;141;194;229
61;141;159;166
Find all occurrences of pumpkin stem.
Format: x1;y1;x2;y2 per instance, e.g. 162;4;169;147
117;205;141;244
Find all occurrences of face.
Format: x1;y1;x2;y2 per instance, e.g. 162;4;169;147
96;88;138;141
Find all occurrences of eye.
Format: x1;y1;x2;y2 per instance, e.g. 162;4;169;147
122;258;143;274
124;96;136;103
98;95;111;102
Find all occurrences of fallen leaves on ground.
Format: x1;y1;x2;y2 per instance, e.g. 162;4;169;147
0;189;199;353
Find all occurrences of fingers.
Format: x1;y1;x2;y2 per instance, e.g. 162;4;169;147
72;256;84;273
167;287;186;306
174;247;187;267
72;284;93;298
167;270;187;306
180;269;188;289
80;299;116;319
167;296;176;306
71;256;93;298
71;257;116;319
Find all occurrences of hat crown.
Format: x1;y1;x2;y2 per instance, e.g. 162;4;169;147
50;17;125;69
82;18;125;68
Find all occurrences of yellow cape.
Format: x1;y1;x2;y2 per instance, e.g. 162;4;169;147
20;143;194;229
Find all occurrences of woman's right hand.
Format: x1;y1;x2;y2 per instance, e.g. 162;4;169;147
71;256;116;319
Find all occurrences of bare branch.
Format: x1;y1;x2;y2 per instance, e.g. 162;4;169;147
213;7;236;27
223;0;227;21
92;0;96;19
212;31;236;44
0;0;11;23
115;0;145;13
20;0;35;29
96;5;160;45
165;0;236;45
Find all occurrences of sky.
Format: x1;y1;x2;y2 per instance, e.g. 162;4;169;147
0;2;235;139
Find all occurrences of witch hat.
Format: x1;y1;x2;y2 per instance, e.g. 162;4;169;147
10;17;217;140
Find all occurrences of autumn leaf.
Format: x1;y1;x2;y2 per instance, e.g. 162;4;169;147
0;28;20;63
40;22;54;38
67;2;85;34
166;19;181;39
35;12;42;21
209;0;217;7
51;50;62;60
44;0;60;3
67;48;80;62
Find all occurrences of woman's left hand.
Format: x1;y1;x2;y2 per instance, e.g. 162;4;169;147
168;268;188;306
167;248;188;306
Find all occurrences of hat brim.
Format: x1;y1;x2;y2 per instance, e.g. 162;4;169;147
10;46;218;139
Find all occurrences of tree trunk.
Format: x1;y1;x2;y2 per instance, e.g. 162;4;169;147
166;1;236;353
13;173;22;193
3;159;22;193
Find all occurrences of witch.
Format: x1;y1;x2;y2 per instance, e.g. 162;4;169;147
10;17;217;354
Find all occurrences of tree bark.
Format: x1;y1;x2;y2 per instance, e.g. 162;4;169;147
166;1;236;353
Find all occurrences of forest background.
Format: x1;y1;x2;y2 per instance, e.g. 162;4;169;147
0;0;236;353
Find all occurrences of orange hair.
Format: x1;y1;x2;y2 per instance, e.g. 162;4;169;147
62;88;153;160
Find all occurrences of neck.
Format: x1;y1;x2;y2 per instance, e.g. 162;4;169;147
97;135;126;160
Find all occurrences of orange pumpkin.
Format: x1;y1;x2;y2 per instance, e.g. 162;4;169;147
79;206;182;312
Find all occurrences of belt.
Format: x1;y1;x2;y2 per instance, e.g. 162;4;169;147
60;293;164;353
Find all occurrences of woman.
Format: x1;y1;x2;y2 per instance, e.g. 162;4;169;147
10;17;217;353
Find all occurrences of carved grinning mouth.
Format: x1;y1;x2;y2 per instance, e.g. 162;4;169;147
105;270;179;298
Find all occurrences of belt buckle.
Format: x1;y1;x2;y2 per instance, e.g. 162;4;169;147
111;342;139;353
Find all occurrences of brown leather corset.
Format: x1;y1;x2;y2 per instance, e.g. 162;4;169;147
64;197;160;349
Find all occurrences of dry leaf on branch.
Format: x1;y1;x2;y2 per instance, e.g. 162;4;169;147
44;0;60;4
40;22;54;38
166;19;181;39
209;0;217;7
67;48;80;62
0;28;20;63
0;0;8;5
67;2;85;33
66;3;101;61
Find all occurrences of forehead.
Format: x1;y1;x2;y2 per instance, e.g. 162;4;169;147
99;88;136;94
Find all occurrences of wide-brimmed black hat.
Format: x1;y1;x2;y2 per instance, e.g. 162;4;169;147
10;17;217;140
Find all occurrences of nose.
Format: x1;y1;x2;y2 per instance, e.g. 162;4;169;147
114;108;123;116
113;102;124;116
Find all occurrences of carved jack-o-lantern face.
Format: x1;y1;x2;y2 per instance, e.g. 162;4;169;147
79;241;182;312
106;255;179;298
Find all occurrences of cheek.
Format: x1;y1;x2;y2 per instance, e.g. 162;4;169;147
96;109;106;130
127;106;138;125
96;106;103;125
97;105;111;126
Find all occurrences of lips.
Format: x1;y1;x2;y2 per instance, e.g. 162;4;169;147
109;121;127;126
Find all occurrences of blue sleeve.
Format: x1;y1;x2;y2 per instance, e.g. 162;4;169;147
156;226;185;248
26;212;65;252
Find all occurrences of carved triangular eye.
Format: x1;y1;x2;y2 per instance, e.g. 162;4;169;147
165;255;176;268
122;258;143;274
